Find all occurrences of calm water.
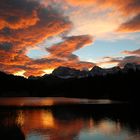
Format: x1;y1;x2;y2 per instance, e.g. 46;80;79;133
0;98;139;140
0;97;116;106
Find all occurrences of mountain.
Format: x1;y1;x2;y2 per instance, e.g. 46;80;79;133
90;66;106;76
1;63;139;80
123;63;140;72
52;66;89;78
0;63;140;101
91;66;121;76
51;63;140;79
52;65;121;78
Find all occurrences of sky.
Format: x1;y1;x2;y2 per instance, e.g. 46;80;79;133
0;0;140;77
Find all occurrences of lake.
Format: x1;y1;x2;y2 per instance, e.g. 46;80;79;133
0;97;139;140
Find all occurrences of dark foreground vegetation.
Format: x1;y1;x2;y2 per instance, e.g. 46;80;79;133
0;63;140;102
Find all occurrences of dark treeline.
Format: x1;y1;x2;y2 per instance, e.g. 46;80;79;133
0;68;140;101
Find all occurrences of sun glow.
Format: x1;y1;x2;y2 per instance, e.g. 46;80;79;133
43;69;53;74
14;70;26;77
97;62;119;68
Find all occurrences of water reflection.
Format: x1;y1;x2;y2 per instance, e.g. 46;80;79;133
0;105;139;140
0;97;114;106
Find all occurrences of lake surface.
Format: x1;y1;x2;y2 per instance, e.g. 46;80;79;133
0;97;118;106
0;97;139;140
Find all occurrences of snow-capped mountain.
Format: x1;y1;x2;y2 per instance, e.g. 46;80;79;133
52;63;139;79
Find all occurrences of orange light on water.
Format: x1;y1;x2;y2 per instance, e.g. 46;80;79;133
42;110;55;128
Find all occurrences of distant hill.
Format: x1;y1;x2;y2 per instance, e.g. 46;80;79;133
0;63;140;101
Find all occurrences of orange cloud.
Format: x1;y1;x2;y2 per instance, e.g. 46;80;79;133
65;0;97;6
98;0;140;16
23;57;94;77
117;14;140;32
0;0;95;78
0;0;39;30
2;0;139;77
66;0;140;34
66;0;140;16
47;35;93;58
0;0;74;76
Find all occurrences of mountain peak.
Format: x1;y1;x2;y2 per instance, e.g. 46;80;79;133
91;65;103;70
123;63;140;72
90;66;105;76
52;66;89;79
52;66;79;78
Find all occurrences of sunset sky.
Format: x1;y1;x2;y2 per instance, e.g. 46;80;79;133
0;0;140;77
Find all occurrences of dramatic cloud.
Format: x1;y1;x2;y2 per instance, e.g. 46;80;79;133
0;42;13;51
117;14;140;32
0;0;69;75
24;35;94;77
66;0;140;34
0;0;39;30
0;0;139;76
47;35;92;59
65;0;140;15
23;58;94;77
